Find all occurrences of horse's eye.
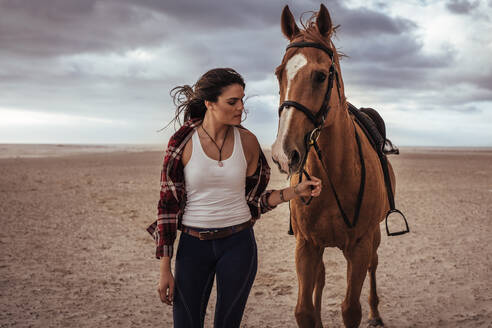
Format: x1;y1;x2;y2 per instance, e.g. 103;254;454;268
314;71;326;83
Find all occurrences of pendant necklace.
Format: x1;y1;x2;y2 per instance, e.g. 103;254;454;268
201;125;231;167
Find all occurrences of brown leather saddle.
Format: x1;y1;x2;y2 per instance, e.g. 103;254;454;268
347;102;399;156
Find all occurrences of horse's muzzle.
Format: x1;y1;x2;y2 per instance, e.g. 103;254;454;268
271;150;304;178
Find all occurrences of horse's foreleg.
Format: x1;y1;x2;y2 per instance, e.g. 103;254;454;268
342;235;372;328
367;229;384;327
295;239;323;328
313;249;325;328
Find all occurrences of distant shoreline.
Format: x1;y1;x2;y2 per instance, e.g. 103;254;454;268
0;143;163;159
1;143;491;159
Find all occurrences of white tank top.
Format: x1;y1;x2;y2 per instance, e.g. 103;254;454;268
181;126;252;228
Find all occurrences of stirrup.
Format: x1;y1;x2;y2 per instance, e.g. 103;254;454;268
385;209;409;236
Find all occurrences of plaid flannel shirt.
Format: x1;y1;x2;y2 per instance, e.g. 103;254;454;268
146;118;277;259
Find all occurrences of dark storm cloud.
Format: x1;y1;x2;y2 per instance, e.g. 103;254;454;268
135;0;285;29
168;26;286;81
0;0;314;59
322;1;417;37
469;72;492;90
289;2;457;96
342;64;426;90
0;0;166;57
338;33;455;68
446;0;480;14
325;4;456;96
0;0;423;65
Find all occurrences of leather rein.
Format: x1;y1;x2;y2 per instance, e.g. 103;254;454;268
278;41;365;229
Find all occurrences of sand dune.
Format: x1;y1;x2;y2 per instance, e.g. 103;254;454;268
0;146;491;327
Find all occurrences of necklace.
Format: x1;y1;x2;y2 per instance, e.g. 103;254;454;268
200;125;231;167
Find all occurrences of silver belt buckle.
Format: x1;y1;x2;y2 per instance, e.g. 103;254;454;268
198;230;218;240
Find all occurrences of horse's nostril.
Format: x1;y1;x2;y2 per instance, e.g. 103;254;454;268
290;150;300;166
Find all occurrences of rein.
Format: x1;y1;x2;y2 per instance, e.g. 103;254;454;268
279;41;365;229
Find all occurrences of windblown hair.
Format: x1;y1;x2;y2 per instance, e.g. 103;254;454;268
164;68;245;130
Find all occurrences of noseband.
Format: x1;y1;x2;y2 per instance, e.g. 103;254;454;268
279;41;366;231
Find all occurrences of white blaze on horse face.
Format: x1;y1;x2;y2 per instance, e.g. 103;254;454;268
285;53;307;100
272;53;308;174
272;107;295;173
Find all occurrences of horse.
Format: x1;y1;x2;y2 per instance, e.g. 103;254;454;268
271;4;396;327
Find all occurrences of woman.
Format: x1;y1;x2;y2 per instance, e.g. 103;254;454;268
146;68;322;328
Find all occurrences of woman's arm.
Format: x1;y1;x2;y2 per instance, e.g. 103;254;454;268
238;127;322;208
158;257;174;306
267;177;322;207
239;127;260;177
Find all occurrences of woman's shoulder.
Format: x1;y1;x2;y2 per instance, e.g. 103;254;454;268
236;125;261;168
237;125;260;149
166;118;201;148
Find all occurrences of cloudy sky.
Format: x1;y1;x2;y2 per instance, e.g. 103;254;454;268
1;0;491;147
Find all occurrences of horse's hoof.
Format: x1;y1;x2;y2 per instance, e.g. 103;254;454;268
367;318;384;327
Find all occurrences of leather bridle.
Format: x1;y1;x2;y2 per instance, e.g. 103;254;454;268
278;41;365;230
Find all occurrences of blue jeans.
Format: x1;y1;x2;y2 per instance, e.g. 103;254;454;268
173;227;258;328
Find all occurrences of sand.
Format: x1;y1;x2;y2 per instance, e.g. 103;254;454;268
0;146;491;327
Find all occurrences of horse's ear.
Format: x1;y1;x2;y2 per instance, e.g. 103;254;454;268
316;4;332;36
281;5;300;41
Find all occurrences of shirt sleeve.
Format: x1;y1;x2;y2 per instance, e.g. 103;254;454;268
147;142;185;259
245;146;277;218
153;165;181;259
259;189;277;214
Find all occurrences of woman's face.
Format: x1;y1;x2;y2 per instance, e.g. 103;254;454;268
206;83;245;126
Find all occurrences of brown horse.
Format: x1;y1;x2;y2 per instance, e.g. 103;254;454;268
271;4;395;328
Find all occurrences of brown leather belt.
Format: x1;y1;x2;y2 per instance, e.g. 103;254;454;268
181;220;254;240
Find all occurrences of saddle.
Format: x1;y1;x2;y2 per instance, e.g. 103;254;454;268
347;102;399;155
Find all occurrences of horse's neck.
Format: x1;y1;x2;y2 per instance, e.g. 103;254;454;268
318;108;359;185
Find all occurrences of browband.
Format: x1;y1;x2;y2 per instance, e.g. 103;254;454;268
286;41;334;57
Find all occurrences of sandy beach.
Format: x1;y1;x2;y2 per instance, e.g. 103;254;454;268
0;145;491;327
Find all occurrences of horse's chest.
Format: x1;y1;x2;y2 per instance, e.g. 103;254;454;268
291;204;348;247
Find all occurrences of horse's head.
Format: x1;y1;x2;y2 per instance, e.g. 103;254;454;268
271;4;346;176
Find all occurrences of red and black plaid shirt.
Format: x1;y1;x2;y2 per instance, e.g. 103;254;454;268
146;118;277;258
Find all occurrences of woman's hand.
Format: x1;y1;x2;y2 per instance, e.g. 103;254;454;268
158;262;174;306
294;176;322;198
